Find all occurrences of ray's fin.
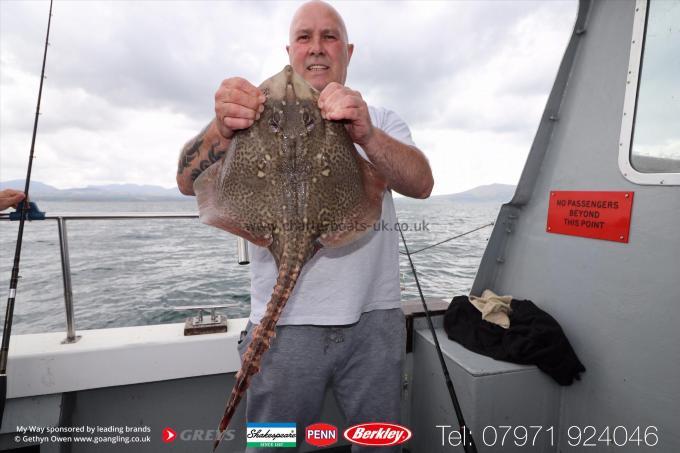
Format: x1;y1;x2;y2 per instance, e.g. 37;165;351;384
319;156;387;248
194;159;273;248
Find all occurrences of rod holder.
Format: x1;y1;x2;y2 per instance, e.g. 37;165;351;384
57;218;80;344
237;238;249;265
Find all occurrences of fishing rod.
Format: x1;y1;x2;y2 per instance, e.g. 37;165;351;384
0;0;54;424
398;224;478;453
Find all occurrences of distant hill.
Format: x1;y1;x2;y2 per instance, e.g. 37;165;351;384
432;183;516;203
1;180;516;203
0;180;184;201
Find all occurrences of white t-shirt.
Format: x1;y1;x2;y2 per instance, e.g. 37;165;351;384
248;106;416;325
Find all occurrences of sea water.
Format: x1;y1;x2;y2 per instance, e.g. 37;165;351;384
0;198;500;335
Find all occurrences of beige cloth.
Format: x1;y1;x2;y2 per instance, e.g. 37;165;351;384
469;289;513;329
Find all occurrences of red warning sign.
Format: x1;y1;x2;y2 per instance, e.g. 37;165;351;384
547;191;634;243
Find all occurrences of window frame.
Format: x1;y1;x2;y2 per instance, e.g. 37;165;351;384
618;0;680;186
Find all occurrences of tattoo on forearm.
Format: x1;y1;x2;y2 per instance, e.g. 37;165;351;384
177;137;203;174
190;141;228;181
177;123;210;175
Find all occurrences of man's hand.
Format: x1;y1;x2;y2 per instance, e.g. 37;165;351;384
318;82;374;147
177;77;262;195
0;189;26;211
318;83;433;199
215;77;266;139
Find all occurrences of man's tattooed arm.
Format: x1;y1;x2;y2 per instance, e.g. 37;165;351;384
189;144;227;181
176;120;231;195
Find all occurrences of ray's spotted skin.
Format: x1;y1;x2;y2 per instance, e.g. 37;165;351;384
192;65;386;451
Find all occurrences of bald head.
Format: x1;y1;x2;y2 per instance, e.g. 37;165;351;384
289;1;349;45
286;0;354;90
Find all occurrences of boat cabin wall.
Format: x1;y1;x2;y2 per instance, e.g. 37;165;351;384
472;0;679;450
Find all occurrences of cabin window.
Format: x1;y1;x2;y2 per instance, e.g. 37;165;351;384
619;0;680;185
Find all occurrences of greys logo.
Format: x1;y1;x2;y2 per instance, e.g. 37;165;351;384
179;429;236;442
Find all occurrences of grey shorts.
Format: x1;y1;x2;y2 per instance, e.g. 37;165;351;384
237;308;406;452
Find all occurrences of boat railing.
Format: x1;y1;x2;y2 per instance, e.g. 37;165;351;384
0;212;200;344
2;209;488;345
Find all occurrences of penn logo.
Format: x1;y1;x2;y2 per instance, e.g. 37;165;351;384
305;423;338;447
343;423;412;447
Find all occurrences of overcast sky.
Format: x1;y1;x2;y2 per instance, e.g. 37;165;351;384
0;0;577;196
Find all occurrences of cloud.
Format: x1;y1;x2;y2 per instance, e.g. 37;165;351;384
0;0;578;194
414;126;535;196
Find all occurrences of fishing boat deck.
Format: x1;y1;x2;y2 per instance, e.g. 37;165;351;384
4;320;247;399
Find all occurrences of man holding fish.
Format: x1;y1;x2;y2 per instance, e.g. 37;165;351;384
177;1;433;450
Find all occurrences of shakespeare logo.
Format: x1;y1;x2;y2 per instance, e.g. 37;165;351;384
246;423;296;448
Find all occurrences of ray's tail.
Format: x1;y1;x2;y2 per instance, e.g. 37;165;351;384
213;256;303;451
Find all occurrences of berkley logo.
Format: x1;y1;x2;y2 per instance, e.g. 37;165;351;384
343;423;412;446
305;423;338;447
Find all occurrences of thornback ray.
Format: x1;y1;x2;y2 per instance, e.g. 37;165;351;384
193;65;386;451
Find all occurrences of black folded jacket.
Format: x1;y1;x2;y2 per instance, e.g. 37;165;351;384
444;295;585;385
